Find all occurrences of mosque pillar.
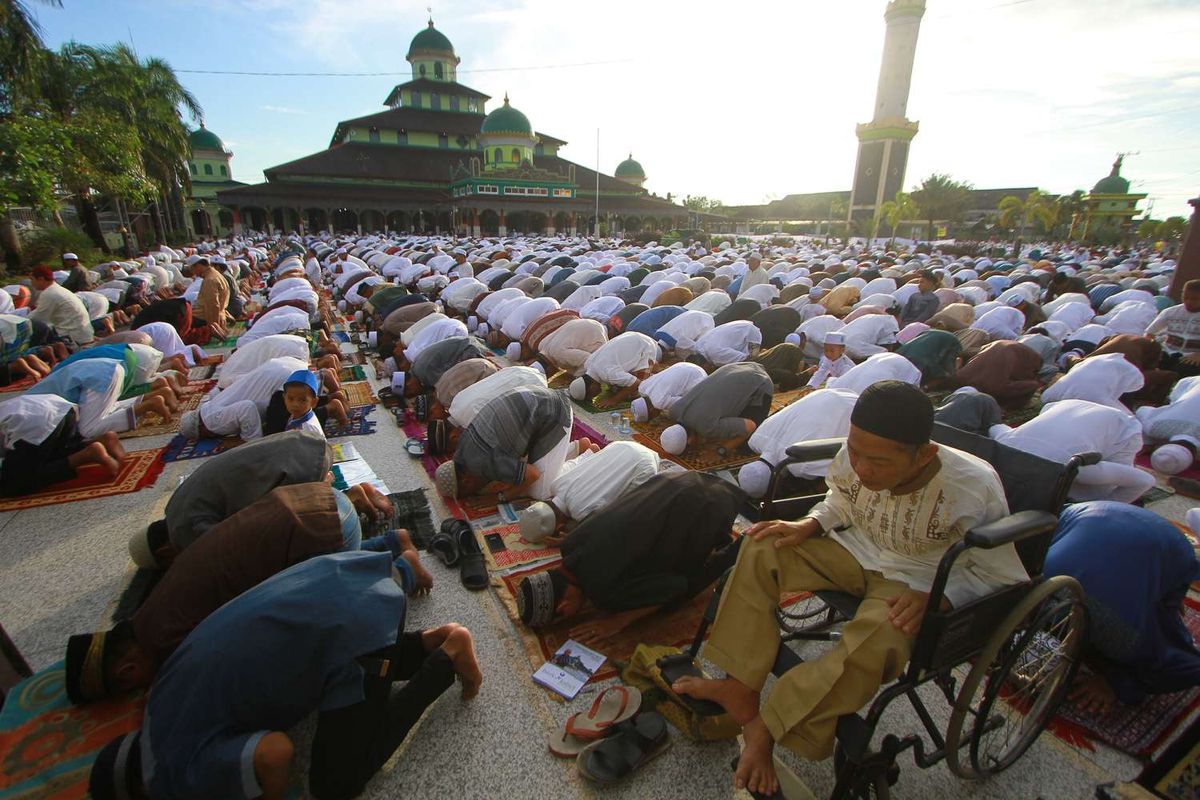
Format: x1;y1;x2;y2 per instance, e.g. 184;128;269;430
232;207;244;236
1168;194;1200;301
356;209;363;236
569;211;577;236
471;208;480;237
498;208;507;237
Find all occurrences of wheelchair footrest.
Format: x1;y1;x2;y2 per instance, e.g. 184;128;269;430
655;654;726;717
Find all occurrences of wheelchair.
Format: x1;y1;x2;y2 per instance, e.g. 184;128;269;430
658;422;1099;799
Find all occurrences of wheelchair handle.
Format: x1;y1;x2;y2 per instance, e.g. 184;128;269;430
784;438;846;463
1069;451;1103;468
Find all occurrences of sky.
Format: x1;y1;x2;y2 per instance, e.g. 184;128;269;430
33;0;1200;217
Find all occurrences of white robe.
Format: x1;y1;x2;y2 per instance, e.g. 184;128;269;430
748;388;858;477
1041;352;1143;411
218;334;310;389
637;362;707;414
448;366;547;428
840;314;900;360
583;332;659;387
404;318;467;363
827;353;922;395
538;319;608;376
550;441;660;521
695;321;761;367
655;310;714;353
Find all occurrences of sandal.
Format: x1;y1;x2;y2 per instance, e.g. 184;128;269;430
576;713;671;786
404;438;426;457
565;685;642;740
430;519;462;567
455;520;489;591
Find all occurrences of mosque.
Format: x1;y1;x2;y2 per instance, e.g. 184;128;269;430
212;19;688;238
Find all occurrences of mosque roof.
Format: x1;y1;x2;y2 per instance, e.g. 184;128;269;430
1092;157;1132;194
408;20;454;58
330;106;564;148
615;155;645;179
189;125;226;153
382;78;491;109
481;96;533;136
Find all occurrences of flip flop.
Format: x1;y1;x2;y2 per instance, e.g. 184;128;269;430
430;519;462;567
404;438;426;457
565;685;643;740
455;520;489;590
576;713;671;786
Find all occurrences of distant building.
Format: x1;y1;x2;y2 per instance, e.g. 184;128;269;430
218;18;687;237
1081;156;1146;243
184;125;246;238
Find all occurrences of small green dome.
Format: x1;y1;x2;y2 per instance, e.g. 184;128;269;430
615;154;645;179
1093;156;1131;194
481;95;532;135
408;20;454;57
189;125;225;152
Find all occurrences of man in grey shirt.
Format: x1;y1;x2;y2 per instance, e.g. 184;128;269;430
659;362;774;456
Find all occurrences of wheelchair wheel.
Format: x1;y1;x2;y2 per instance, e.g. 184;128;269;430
945;576;1086;780
776;594;839;635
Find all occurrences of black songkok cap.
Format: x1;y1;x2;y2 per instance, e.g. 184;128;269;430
850;380;934;446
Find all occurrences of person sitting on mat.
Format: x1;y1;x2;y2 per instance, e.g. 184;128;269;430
804;330;854;389
87;552;481;800
0;394;128;496
67;484;434;705
657;361;774;458
277;369;325;437
516;471;744;647
516;440;661;543
435;385;594;502
1045;501;1200;714
671;381;1027;797
569;331;660;410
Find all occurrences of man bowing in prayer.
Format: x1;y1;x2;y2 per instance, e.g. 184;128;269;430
672;381;1026;797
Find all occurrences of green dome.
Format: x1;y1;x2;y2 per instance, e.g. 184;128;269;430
615;154;645;179
481;96;533;135
407;20;454;57
1093;156;1131;195
189;125;225;152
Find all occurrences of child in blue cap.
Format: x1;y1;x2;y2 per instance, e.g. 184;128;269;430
282;369;325;438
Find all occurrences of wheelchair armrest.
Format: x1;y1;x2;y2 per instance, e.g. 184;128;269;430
784;438;845;463
963;510;1058;550
1070;451;1102;467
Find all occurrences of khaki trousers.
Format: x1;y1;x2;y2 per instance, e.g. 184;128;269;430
703;535;914;760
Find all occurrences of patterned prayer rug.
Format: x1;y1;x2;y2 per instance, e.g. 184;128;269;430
570;391;632;414
1040;598;1200;757
118;380;214;439
632;431;756;473
474;519;563;573
160;435;227;463
338;364;367;383
0;376;36;395
324;405;378;438
332;331;352;343
769;387;813;413
342;381;378;408
186;363;217;382
0;448;165;512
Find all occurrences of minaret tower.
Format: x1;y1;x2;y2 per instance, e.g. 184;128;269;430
848;0;926;225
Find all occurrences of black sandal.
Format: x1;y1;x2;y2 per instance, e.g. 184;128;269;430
455;521;488;590
430;518;462;567
576;713;671;786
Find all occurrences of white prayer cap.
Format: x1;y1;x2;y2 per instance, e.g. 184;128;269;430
506;341;523;361
62;252;79;261
354;310;364;324
569;377;587;401
1151;443;1194;475
337;300;348;312
128;529;158;569
1003;293;1024;307
337;247;348;255
391;371;406;394
179;410;201;440
467;315;479;332
631;396;649;422
382;356;397;376
784;333;803;346
477;322;489;337
531;360;546;376
824;332;846;346
368;331;378;348
660;424;688;455
737;460;772;498
518;502;557;543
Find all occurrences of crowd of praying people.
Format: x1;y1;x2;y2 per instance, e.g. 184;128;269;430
1;229;1197;799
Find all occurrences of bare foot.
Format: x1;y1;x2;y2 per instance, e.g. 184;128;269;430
329;399;350;425
135;394;172;423
440;626;483;700
401;549;433;596
69;441;120;477
97;431;127;462
1069;672;1117;715
361;483;393;516
736;716;778;796
420;623;462;652
671;676;761;725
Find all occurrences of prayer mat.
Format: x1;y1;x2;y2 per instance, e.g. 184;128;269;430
161;435;227;463
633;431;756;473
332;331;352;343
1136;714;1200;800
375;490;436;550
0;448;165;512
0;376;35;395
0;661;145;799
571;391;632;414
187;363;217;382
324;405;378;438
117;380;214;439
209;321;248;349
545;370;573;390
474;519;562;573
1037;598;1200;757
341;350;366;366
338;364;366;383
342;381;378;408
769;387;813;414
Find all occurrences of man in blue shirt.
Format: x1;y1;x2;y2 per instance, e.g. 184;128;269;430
28;357;173;438
88;551;482;800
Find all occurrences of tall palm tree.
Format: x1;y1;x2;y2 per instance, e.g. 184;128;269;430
880;191;920;250
0;0;60;110
998;191;1055;258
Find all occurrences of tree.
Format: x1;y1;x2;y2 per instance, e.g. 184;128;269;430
0;0;61;111
684;195;725;215
910;173;973;241
1157;216;1187;242
1058;189;1086;240
879;191;920;250
0;111;68;271
826;197;847;245
1137;219;1162;241
998;191;1055;257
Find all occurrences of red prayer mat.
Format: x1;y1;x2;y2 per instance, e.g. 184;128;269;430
0;448;165;512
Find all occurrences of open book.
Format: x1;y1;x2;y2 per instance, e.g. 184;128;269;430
532;639;606;700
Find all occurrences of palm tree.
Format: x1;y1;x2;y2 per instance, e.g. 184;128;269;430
826;197;847;245
0;0;61;110
880;191;920;250
910;173;973;241
1058;190;1086;241
998;191;1055;258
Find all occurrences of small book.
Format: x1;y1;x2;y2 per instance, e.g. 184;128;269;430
532;639;606;700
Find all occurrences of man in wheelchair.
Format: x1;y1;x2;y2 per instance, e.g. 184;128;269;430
672;380;1029;797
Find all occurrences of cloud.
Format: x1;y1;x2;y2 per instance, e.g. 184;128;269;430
261;105;306;115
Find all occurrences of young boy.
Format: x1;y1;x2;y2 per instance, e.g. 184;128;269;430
281;369;326;437
805;331;854;389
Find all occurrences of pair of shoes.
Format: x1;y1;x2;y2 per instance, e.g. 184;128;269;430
429;518;488;590
549;685;644;757
574;711;671;786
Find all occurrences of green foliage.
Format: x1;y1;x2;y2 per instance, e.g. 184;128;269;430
879;191;920;247
1157;216;1187;241
910;173;973;240
1138;219;1162;240
0;111;68;212
21;225;99;267
0;0;62;111
683;195;725;215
